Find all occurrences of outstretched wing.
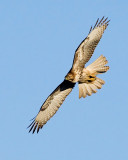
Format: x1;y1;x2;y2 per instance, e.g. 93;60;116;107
28;80;75;133
72;17;110;71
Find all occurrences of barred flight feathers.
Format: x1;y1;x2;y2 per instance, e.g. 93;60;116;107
28;80;75;133
72;17;110;71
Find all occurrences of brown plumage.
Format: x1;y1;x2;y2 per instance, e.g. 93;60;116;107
28;80;75;133
28;17;110;133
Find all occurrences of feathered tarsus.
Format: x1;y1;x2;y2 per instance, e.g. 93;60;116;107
28;17;110;133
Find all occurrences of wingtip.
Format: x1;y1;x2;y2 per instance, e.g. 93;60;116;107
27;120;35;129
88;16;110;35
27;120;44;134
95;16;110;28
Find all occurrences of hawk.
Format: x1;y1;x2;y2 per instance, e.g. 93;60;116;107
28;17;110;133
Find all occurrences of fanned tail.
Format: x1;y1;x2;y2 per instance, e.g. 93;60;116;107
86;55;109;74
79;77;105;98
78;55;109;98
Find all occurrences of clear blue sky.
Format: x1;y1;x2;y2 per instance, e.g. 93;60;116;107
0;0;128;160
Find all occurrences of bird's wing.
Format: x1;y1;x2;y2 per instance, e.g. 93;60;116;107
28;80;75;133
72;17;110;71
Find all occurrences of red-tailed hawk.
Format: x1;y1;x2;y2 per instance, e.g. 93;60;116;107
28;17;110;133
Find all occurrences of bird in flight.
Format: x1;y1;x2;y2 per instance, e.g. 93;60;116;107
28;17;110;133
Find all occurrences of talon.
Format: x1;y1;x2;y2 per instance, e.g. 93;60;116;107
89;76;96;81
90;77;96;81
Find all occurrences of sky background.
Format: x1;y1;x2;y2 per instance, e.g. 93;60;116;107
0;0;128;160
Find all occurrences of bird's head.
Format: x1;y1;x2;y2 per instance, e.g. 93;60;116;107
65;73;74;81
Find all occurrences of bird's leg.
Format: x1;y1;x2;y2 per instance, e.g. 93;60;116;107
88;75;96;82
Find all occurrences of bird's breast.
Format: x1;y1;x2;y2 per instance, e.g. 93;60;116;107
72;69;82;83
